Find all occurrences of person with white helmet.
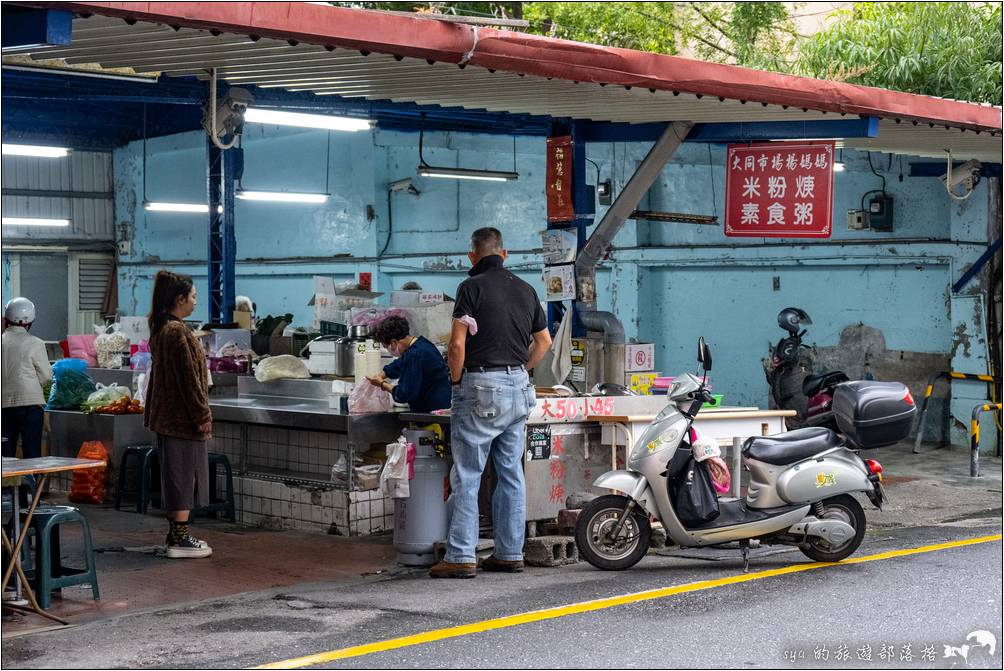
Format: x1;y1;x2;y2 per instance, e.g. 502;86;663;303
2;297;52;459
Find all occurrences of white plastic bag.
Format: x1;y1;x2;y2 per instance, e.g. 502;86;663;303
94;324;131;369
381;437;410;498
690;426;721;461
254;355;310;382
349;382;392;414
81;383;131;412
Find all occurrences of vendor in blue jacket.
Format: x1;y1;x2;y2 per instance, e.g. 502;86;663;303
367;315;451;412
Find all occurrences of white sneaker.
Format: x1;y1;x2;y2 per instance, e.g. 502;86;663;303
165;534;213;559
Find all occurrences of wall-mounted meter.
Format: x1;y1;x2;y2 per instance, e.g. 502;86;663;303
868;194;894;231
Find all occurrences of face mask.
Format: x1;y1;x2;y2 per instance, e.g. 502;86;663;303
387;343;401;358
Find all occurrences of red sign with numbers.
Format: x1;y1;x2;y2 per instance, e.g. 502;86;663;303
724;141;835;238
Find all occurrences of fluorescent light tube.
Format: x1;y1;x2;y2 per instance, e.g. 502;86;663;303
2;144;69;158
244;108;372;132
2;217;70;227
144;202;225;213
145;202;209;213
236;190;328;203
833;162;845;172
417;166;519;182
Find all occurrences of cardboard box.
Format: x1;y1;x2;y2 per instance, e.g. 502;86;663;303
624;343;655;372
391;291;444;307
232;310;252;330
625;372;660;395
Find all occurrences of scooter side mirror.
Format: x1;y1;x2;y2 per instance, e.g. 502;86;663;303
698;337;713;371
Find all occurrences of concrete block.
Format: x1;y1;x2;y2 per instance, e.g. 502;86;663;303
649;522;667;549
524;535;579;567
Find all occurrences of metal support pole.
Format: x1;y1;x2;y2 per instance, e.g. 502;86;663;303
206;137;237;323
970;403;1002;477
575;121;692;311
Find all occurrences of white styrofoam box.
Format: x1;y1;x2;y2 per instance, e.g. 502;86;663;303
306;353;338;375
308;339;338;353
624;343;655;372
391;290;445;307
207;328;252;354
403;301;455;345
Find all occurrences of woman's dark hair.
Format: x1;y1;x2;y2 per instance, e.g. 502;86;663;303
372;316;410;346
148;270;194;337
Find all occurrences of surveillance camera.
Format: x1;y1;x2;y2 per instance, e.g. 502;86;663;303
941;159;981;192
202;87;254;142
389;177;420;196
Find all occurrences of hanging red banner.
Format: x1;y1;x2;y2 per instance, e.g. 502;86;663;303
546;135;574;222
724;141;835;238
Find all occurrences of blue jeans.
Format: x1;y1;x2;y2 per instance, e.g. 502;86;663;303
2;405;44;459
445;369;536;564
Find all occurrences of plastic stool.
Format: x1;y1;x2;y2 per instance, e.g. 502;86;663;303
195;453;235;523
25;505;100;610
114;445;158;514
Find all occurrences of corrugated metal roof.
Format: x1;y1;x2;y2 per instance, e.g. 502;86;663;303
5;6;1002;162
1;151;115;240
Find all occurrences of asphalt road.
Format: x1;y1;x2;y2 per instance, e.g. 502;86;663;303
3;522;1000;670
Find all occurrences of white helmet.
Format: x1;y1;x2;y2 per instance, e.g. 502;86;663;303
4;297;36;326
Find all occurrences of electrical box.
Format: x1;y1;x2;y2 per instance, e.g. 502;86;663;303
867;195;894;231
847;210;868;230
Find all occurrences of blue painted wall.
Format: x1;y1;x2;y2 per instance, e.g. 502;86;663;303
113;126;996;447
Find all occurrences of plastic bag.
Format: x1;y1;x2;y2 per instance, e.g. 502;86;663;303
706;456;731;495
689;426;721;461
82;383;131;413
46;358;97;410
349;382;392;414
94;324;131;369
68;441;108;505
254;354;310;382
381;437;411;498
67;334;98;367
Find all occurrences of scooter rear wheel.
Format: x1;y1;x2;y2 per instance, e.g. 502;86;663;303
575;494;652;571
798;494;866;562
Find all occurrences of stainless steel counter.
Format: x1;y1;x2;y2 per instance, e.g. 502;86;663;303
207;377;403;490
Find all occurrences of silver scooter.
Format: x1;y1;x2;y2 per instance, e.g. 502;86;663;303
576;338;912;571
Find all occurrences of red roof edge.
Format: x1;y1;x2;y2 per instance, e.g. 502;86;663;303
29;1;1004;132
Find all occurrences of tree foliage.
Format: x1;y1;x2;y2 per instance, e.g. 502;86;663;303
795;2;1002;104
330;2;1003;104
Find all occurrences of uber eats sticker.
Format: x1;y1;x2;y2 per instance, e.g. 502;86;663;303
527;426;552;461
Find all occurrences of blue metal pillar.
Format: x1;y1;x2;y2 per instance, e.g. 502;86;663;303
206;138;237;323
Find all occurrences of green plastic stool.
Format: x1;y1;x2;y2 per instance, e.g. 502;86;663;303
25;505;100;609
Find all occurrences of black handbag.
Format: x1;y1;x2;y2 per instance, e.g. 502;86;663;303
670;455;720;528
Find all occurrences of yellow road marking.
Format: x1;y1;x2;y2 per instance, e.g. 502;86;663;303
255;534;1002;669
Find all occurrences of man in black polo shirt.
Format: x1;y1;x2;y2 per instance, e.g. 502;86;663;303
430;227;552;579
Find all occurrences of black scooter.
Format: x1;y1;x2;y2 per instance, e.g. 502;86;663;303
763;308;848;431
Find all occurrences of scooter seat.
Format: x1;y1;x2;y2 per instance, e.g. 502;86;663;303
742;427;842;465
802;371;849;397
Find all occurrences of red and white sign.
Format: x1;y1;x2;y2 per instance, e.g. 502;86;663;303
624;343;655;372
724;141;835;238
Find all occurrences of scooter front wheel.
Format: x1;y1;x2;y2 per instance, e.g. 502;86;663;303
575;494;652;571
798;494;866;562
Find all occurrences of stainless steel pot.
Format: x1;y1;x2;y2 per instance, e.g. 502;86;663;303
334;336;357;377
349;324;370;338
